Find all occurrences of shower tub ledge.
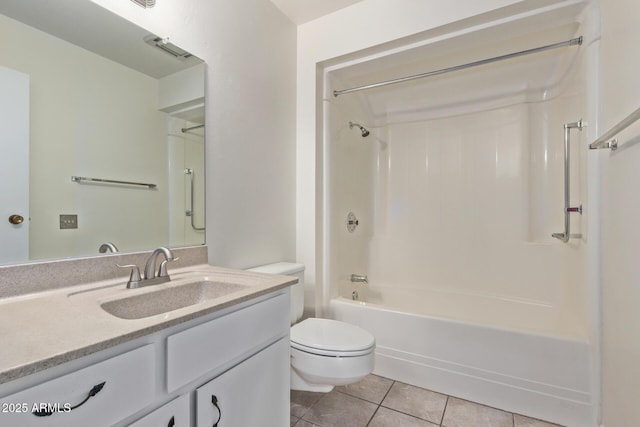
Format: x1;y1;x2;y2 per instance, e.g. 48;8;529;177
330;294;593;427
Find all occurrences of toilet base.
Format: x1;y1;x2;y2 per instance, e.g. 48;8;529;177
290;366;334;392
289;347;374;392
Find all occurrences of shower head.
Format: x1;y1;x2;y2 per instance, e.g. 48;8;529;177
349;121;370;137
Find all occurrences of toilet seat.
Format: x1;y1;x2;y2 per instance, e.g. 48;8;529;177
290;318;375;357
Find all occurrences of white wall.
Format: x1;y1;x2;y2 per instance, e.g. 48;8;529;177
297;0;576;315
92;0;297;269
0;13;168;259
598;0;640;425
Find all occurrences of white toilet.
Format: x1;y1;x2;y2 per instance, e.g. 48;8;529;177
247;262;375;392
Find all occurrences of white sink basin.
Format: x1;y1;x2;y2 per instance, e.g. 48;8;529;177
100;279;247;319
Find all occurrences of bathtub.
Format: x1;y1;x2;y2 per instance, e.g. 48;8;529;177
329;289;593;427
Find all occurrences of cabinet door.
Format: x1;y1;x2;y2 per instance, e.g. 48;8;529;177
196;337;289;427
128;394;190;427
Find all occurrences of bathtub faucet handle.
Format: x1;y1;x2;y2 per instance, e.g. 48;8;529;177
351;274;368;284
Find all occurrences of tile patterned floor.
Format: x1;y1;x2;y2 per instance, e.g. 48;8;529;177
290;375;564;427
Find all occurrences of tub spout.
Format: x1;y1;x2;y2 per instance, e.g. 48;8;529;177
351;274;368;284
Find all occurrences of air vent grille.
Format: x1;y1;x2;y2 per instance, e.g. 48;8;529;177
144;35;193;61
131;0;156;8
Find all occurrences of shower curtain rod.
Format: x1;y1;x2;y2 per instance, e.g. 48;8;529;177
333;36;582;97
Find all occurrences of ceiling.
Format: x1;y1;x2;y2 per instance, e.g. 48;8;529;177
270;0;364;24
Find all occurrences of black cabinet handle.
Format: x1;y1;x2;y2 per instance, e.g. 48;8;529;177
168;415;175;427
211;395;221;427
33;381;106;417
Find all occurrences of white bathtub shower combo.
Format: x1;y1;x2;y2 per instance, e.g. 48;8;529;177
318;1;600;426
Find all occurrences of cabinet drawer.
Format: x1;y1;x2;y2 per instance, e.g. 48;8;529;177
167;292;289;392
129;394;190;427
0;345;155;427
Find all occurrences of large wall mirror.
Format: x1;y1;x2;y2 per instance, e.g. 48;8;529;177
0;0;205;266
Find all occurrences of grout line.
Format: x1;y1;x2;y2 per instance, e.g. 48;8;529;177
365;380;395;427
380;379;395;404
440;396;449;426
365;405;380;427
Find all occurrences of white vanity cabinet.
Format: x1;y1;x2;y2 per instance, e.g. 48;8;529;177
0;289;291;427
196;337;289;427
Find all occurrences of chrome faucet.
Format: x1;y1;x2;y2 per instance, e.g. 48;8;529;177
350;274;368;284
144;247;176;282
118;247;177;289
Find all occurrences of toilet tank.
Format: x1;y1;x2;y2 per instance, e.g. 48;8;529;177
246;262;305;325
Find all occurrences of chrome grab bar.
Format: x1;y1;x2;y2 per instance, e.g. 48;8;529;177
184;168;205;231
552;120;584;242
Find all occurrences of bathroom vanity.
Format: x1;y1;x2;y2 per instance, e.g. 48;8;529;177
0;254;295;427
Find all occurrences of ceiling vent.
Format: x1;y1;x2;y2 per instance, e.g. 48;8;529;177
144;35;193;61
131;0;156;8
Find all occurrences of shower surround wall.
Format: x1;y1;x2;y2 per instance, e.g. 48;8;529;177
339;101;587;325
328;69;589;334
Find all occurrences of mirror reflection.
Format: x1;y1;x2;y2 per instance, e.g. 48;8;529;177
0;1;205;266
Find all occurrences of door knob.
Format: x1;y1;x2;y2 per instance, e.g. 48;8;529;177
8;214;24;225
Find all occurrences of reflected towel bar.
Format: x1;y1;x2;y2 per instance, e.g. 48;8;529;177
71;176;157;189
589;106;640;150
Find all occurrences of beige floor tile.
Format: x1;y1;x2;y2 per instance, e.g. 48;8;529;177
442;397;513;427
291;390;325;419
514;413;564;427
291;414;300;426
335;374;394;404
303;389;378;427
368;406;440;427
294;419;321;427
381;382;448;424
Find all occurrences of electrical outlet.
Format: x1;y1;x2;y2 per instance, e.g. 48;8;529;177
60;214;78;229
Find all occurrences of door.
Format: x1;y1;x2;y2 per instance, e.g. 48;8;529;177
0;66;29;263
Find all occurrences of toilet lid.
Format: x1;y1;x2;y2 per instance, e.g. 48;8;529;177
291;318;375;357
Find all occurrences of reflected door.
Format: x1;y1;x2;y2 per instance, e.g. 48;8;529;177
0;66;29;262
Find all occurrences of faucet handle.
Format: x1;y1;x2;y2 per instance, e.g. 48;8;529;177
157;257;179;278
117;264;142;289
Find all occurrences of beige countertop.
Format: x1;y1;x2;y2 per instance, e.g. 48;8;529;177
0;264;296;385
